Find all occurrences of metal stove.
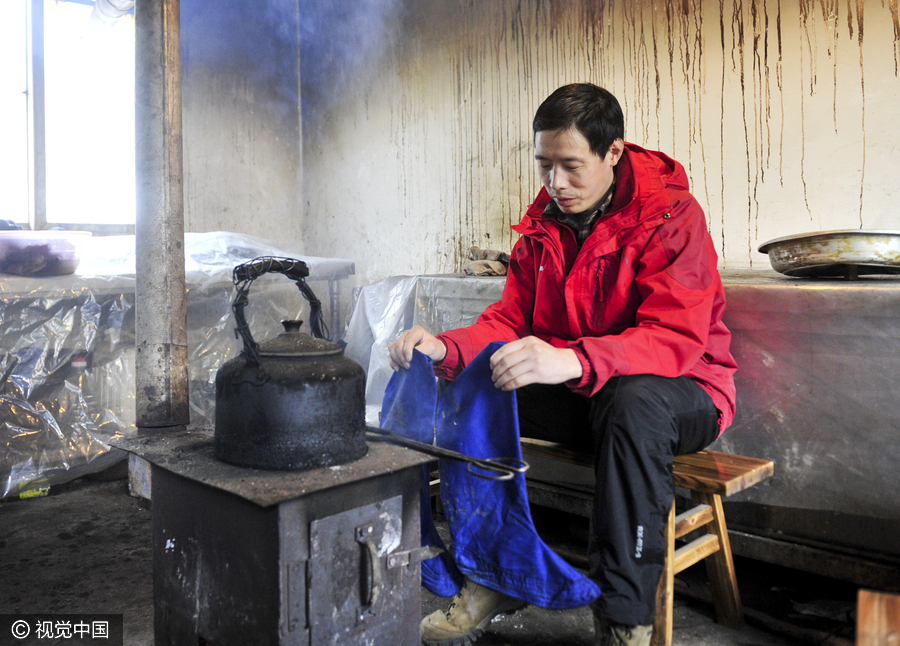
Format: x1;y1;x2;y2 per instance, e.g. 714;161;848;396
119;429;433;646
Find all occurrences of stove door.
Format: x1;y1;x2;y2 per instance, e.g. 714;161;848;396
309;495;419;645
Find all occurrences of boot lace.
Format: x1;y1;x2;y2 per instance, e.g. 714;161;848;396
444;586;467;620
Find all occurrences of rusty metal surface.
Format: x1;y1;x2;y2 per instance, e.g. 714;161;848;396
309;495;419;645
135;0;189;429
711;270;900;525
115;427;433;507
152;465;284;645
149;431;424;645
758;229;900;277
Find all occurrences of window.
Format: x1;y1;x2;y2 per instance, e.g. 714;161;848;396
0;1;29;227
1;0;135;233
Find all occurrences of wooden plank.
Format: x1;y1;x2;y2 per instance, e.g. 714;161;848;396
651;503;676;646
674;504;713;539
519;439;774;498
520;437;591;466
674;533;720;572
857;589;900;646
693;490;743;628
673;451;774;496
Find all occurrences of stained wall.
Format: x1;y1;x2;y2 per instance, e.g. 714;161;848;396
299;0;900;290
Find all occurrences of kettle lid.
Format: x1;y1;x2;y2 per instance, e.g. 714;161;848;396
258;320;342;357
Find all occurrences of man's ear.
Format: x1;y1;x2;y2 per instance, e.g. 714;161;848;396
608;139;625;166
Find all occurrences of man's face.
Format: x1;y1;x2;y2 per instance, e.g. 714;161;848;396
534;128;624;215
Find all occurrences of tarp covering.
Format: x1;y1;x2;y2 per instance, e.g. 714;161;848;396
0;232;353;498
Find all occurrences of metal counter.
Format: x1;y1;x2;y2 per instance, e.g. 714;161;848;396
713;270;900;587
344;270;900;586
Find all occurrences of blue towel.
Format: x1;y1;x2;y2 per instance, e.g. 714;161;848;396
381;342;601;608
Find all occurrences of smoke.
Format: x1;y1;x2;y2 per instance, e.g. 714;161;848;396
179;0;406;132
181;0;302;128
299;0;405;127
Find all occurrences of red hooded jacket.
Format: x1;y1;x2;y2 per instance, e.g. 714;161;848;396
435;143;737;433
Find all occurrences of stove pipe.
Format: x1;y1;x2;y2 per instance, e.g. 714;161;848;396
134;0;189;433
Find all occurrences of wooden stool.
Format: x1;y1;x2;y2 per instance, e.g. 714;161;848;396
519;439;774;646
856;589;900;646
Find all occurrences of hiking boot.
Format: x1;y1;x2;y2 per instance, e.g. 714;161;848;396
421;579;526;646
594;616;653;646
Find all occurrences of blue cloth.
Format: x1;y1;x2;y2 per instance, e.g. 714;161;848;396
381;342;601;609
380;348;464;597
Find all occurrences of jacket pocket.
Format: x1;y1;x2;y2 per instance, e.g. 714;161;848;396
587;254;619;328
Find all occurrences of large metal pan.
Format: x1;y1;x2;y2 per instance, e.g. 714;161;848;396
758;229;900;278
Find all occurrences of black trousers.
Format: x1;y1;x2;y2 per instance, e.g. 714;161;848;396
517;375;720;626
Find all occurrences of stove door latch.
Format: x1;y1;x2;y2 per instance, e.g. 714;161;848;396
385;544;444;569
355;524;443;608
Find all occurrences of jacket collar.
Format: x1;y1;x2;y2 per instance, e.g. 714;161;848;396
514;143;685;238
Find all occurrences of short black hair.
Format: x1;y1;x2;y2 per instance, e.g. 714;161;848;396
532;84;625;157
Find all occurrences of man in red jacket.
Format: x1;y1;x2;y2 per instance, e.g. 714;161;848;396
389;84;737;646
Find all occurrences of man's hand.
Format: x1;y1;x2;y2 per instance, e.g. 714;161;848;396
489;336;582;391
388;325;448;370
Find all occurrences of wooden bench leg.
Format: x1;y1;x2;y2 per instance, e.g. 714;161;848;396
857;589;900;646
692;490;743;629
651;501;676;646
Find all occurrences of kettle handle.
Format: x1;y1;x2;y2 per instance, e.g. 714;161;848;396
231;256;329;365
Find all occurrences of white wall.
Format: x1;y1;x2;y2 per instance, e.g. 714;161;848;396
300;0;900;291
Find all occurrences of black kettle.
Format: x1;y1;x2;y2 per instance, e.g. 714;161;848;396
214;257;367;470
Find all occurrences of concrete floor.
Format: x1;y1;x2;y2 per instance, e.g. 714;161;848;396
1;472;857;646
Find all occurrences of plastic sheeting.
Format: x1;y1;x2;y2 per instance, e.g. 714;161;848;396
342;274;506;423
0;231;354;498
